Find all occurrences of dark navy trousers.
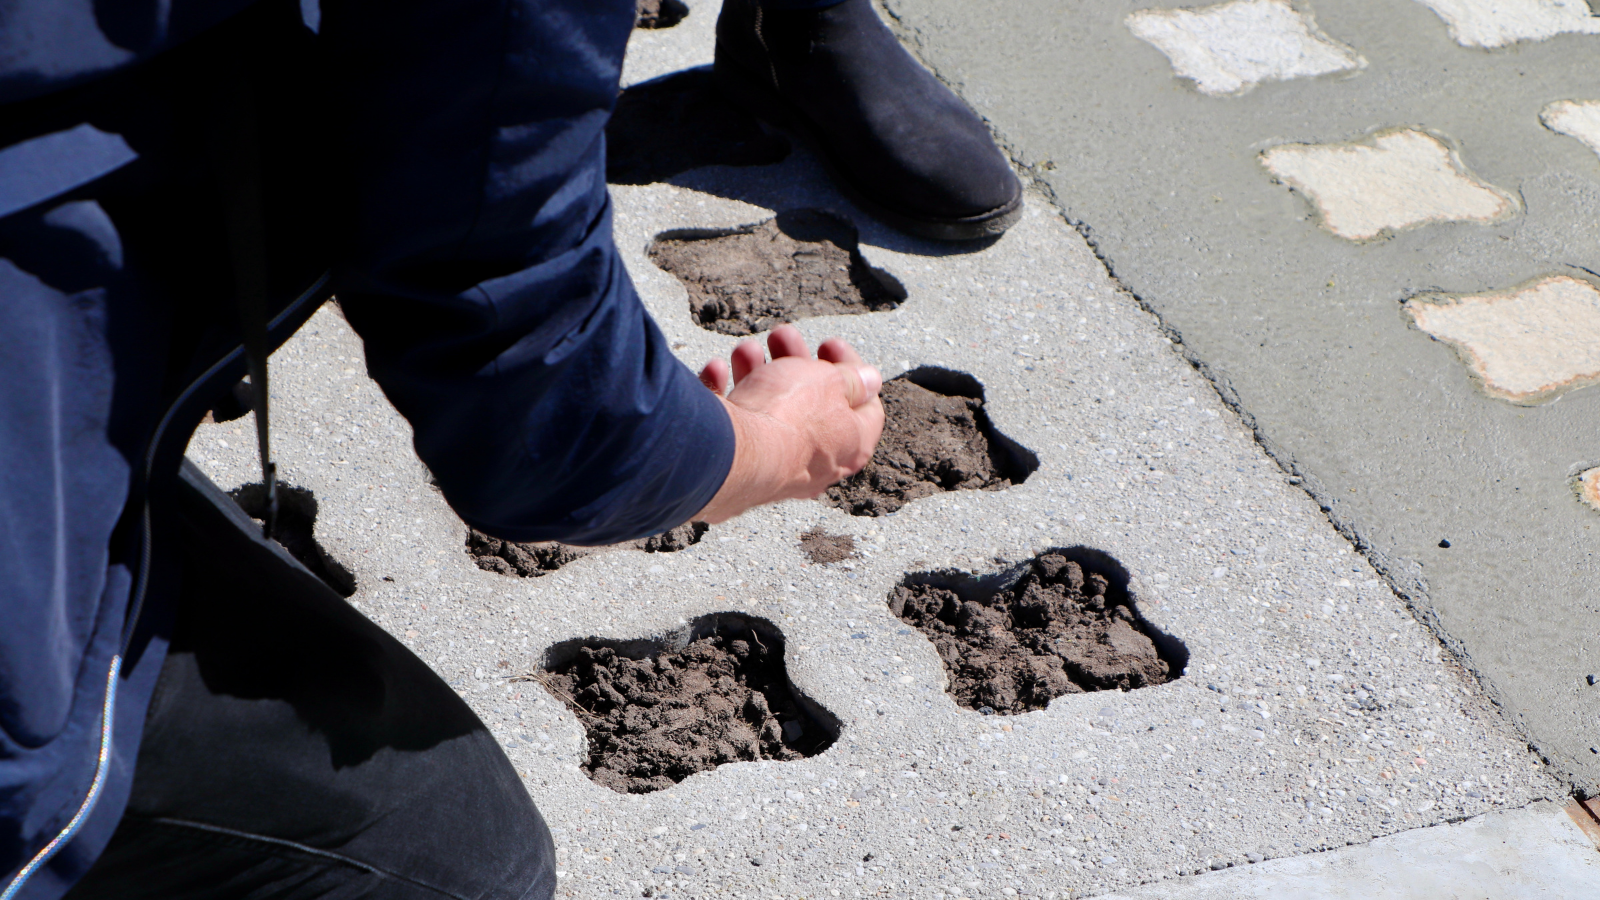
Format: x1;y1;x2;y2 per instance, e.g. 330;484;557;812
63;464;557;900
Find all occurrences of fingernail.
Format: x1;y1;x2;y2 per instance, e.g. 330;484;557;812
859;365;882;397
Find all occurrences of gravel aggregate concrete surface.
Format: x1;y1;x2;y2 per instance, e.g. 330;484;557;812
187;3;1567;897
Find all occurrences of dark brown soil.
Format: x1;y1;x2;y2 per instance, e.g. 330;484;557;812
635;0;688;28
607;69;789;185
649;209;905;336
230;482;356;597
825;372;1035;516
541;619;835;793
467;522;707;578
798;527;857;565
889;552;1177;715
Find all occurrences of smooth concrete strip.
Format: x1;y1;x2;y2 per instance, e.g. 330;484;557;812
1091;801;1600;899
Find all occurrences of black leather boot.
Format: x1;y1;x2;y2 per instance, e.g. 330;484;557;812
715;0;1022;241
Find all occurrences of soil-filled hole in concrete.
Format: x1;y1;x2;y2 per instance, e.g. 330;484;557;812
825;367;1038;516
649;208;906;335
467;522;708;578
535;613;839;793
890;548;1186;715
229;482;357;597
607;68;789;185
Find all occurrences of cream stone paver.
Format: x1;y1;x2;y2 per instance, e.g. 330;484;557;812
1411;0;1600;49
1404;275;1600;404
1127;0;1363;96
1578;468;1600;513
1542;99;1600;162
1260;128;1517;241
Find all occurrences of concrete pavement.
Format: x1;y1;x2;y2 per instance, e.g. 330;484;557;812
882;0;1600;793
182;1;1598;896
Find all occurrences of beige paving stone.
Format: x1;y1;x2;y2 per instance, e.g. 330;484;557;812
1404;275;1600;404
1411;0;1600;49
1126;0;1363;96
1578;468;1600;513
1260;128;1517;241
1542;99;1600;162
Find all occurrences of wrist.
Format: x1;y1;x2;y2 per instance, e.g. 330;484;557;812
694;398;800;522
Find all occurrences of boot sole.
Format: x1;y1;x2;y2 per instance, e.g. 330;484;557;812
712;56;1023;243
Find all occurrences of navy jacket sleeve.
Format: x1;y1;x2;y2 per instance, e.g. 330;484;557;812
323;0;735;546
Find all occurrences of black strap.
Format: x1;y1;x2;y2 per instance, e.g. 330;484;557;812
218;59;277;539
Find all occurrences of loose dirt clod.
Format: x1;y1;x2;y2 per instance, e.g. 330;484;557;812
607;70;789;185
541;624;834;793
649;209;904;336
799;526;858;565
467;522;707;578
825;375;1030;516
230;482;356;597
635;0;688;28
890;552;1176;714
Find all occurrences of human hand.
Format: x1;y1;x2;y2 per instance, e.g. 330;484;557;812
694;325;883;523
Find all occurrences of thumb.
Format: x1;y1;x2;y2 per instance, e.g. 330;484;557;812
835;363;882;409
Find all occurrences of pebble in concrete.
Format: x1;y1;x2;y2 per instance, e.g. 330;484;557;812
1542;99;1600;162
1125;0;1363;96
1259;128;1517;241
1404;275;1600;404
1410;0;1600;49
1577;468;1600;514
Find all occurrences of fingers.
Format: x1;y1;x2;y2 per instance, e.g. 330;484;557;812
726;330;877;407
699;358;730;395
815;337;863;368
730;339;766;385
767;324;808;360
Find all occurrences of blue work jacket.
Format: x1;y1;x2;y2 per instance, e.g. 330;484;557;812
0;2;735;896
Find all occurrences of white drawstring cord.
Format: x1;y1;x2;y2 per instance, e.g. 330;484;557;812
1;655;121;900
